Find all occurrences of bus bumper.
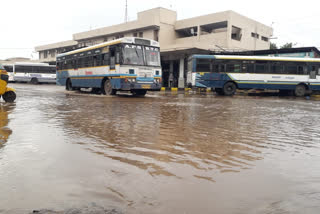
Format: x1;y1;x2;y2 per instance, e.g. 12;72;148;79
120;82;162;91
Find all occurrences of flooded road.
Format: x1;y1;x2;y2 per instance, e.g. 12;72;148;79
1;84;320;214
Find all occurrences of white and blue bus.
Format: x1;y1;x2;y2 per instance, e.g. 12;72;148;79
56;37;162;96
187;55;320;96
5;62;56;84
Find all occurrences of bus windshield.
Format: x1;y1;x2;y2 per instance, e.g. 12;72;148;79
122;44;144;65
4;65;13;73
145;47;160;67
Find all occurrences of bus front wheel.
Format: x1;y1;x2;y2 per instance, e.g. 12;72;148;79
30;78;38;84
223;82;237;96
66;79;74;91
295;84;306;97
102;79;116;95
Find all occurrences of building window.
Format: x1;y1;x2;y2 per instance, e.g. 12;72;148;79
200;21;228;35
104;37;108;42
231;26;242;41
50;50;55;58
251;32;259;39
44;51;48;59
154;30;159;41
261;36;269;42
133;32;138;37
176;26;198;38
139;32;143;38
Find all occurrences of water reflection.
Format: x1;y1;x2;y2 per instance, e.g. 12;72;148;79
55;95;268;180
0;104;14;148
3;84;320;214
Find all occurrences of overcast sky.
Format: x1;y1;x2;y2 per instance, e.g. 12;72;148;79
1;0;319;60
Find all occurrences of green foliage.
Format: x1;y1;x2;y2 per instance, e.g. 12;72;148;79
270;42;278;50
280;43;293;49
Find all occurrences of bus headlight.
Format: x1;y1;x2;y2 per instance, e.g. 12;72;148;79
128;78;136;83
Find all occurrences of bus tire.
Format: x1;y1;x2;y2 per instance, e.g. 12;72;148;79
3;91;16;103
223;82;237;96
66;78;74;91
215;88;224;95
102;79;116;95
132;90;147;96
295;84;306;97
30;78;38;84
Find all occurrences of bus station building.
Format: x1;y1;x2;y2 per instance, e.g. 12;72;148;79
35;7;273;88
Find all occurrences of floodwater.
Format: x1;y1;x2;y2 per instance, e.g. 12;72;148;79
1;84;320;214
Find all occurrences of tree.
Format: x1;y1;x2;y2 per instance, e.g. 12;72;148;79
280;43;293;49
270;42;278;50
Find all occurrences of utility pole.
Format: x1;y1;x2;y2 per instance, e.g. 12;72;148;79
124;0;128;23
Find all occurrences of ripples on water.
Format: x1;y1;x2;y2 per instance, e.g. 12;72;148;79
1;85;320;213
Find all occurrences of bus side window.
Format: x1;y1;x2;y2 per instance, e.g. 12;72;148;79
213;64;219;73
318;67;320;75
196;59;210;72
255;61;268;73
220;64;226;73
285;63;298;74
96;55;102;66
93;56;97;67
73;60;77;69
116;52;120;64
270;62;283;74
310;65;317;79
298;66;304;75
110;48;116;69
103;53;109;65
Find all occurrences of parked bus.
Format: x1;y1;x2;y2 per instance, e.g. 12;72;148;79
10;62;56;84
3;64;14;82
56;37;162;96
187;55;320;96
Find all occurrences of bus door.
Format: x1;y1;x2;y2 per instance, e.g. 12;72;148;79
309;65;317;80
109;47;118;73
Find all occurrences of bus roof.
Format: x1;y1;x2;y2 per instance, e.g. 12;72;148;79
57;37;160;58
191;54;320;63
14;62;52;66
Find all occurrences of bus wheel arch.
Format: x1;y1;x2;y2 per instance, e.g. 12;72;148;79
30;78;39;84
295;83;308;97
223;81;237;96
102;78;116;95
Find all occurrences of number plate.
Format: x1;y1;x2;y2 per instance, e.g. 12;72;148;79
142;85;151;89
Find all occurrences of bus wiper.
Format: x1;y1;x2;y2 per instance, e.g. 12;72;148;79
135;48;140;58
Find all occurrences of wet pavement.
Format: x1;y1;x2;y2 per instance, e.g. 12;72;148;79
1;83;320;214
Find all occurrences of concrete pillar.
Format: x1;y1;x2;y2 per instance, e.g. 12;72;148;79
178;58;185;89
169;61;174;88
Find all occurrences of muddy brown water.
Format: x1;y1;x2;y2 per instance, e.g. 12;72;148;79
1;84;320;214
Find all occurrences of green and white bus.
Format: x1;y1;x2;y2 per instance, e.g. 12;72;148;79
56;37;162;96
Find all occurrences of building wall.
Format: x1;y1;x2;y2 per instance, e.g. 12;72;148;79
228;12;273;50
35;8;272;63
